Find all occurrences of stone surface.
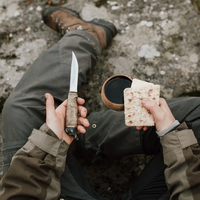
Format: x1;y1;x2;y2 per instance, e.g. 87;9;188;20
0;0;200;199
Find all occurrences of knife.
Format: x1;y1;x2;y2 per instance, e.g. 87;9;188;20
65;51;79;140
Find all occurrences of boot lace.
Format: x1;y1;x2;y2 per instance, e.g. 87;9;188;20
54;17;83;36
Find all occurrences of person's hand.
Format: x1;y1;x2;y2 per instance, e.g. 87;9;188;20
45;93;90;145
136;98;175;132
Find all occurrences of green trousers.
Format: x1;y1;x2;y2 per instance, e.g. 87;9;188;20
2;30;200;200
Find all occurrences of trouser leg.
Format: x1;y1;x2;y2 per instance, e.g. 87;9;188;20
80;97;200;160
123;150;169;200
60;149;108;200
2;30;106;200
79;110;146;161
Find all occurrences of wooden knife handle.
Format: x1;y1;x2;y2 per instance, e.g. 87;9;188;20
65;92;78;139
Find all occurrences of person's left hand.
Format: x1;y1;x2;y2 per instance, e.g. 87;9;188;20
136;98;175;132
45;93;90;145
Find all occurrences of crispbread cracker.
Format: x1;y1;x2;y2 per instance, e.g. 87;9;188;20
131;78;154;88
124;79;160;126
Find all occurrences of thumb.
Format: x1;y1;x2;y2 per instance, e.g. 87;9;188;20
142;99;163;122
45;93;56;120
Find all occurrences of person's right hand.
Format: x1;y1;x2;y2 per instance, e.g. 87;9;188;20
136;98;175;132
45;93;89;145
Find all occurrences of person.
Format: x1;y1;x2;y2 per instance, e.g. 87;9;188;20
0;6;200;200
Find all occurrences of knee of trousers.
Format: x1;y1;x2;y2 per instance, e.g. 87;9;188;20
2;92;45;174
79;110;144;161
2;95;25;174
2;92;45;141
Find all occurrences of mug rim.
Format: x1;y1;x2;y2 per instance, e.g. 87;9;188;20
101;74;132;111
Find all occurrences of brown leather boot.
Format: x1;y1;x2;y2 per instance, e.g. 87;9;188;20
42;7;117;49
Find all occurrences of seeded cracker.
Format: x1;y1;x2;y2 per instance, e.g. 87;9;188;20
124;79;160;126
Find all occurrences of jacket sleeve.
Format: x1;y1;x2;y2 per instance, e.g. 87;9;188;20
0;123;69;200
160;122;200;200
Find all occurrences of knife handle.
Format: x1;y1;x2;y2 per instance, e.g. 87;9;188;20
65;92;78;140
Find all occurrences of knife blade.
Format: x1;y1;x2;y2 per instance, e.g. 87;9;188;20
65;51;79;140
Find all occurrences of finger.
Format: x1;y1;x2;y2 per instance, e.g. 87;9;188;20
159;98;174;118
45;93;56;120
143;99;160;115
77;97;85;105
56;97;85;115
142;99;164;121
55;99;68;115
77;124;86;134
143;126;148;131
159;98;170;113
160;98;175;121
78;106;87;118
77;117;90;127
136;126;148;131
136;126;143;130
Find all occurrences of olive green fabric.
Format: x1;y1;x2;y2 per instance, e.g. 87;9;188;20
161;123;200;200
0;123;69;200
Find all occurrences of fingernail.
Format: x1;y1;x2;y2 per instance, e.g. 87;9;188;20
45;94;48;99
142;100;147;105
142;98;148;105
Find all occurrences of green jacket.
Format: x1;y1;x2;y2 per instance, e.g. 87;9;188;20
160;123;200;200
0;124;69;200
0;123;199;200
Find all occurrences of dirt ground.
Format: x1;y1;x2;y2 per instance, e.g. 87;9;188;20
0;0;200;199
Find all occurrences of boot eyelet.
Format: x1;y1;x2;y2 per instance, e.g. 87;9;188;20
66;27;70;33
59;22;63;27
76;25;82;30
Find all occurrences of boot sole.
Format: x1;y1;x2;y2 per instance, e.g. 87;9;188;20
42;6;117;47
